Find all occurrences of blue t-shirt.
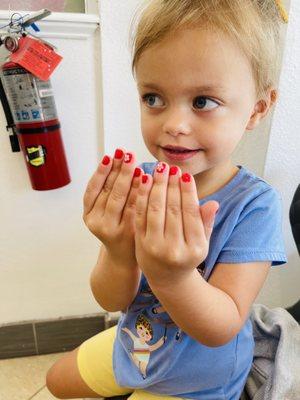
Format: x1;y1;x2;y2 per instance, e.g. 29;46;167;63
113;162;287;400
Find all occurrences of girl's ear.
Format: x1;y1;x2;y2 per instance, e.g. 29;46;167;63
246;88;278;131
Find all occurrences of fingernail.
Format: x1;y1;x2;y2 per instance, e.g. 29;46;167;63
114;148;124;159
124;152;133;163
182;173;191;183
156;162;167;174
101;155;110;166
169;166;179;176
134;167;142;178
142;175;149;184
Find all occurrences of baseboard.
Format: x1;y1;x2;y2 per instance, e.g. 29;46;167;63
0;313;119;360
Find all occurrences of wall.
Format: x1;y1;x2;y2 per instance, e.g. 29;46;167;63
0;12;103;324
0;1;299;325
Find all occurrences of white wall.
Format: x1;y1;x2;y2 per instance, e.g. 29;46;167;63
0;12;104;324
0;1;299;325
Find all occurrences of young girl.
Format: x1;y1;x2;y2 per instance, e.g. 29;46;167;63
46;1;288;399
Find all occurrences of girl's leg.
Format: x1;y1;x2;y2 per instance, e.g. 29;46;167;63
46;326;132;399
46;347;100;399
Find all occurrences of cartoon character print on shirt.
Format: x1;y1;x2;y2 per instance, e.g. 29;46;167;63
122;262;207;377
128;280;184;342
122;314;166;379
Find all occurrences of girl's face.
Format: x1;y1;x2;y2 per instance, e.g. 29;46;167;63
137;325;152;341
136;28;268;195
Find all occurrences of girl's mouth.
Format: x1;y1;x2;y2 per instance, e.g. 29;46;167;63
162;147;201;161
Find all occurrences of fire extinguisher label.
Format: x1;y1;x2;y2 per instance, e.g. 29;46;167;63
2;67;58;123
26;145;46;167
39;88;54;98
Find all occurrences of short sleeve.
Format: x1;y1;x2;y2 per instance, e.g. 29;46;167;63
216;188;287;266
138;162;156;175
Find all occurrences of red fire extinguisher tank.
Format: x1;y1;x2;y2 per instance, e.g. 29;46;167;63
1;62;71;190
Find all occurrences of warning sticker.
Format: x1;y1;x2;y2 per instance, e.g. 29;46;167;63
1;67;58;123
26;145;46;167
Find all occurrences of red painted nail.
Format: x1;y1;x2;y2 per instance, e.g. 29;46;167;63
182;173;191;183
114;148;124;159
169;166;179;176
134;167;142;178
156;162;167;173
101;155;110;166
124;153;133;163
142;175;149;184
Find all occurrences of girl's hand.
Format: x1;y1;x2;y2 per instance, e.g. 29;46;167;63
83;149;143;268
134;162;219;284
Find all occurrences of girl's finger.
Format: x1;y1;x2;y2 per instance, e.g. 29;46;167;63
135;173;153;236
165;166;183;241
121;167;143;226
83;154;113;216
103;152;137;224
180;173;206;246
83;148;126;216
200;201;220;241
146;162;169;240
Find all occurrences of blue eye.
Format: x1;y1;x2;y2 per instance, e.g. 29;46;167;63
141;93;219;110
193;96;219;110
142;94;163;108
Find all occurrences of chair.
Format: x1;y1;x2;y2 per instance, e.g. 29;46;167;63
286;184;300;322
105;397;129;399
85;396;129;400
289;184;300;254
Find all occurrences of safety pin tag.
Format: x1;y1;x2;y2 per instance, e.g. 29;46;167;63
10;35;62;80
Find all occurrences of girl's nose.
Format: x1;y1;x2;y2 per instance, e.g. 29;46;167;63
162;108;192;136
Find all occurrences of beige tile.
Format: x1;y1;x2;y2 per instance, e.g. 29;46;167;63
29;386;56;400
0;352;64;400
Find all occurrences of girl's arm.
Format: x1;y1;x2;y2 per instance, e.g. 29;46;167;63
147;261;270;347
122;327;137;341
90;245;141;312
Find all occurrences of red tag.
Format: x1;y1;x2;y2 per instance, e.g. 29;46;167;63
10;36;62;81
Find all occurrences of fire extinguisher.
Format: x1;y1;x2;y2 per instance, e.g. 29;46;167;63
0;60;71;191
0;10;71;191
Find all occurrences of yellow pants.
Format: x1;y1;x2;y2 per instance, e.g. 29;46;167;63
77;325;183;399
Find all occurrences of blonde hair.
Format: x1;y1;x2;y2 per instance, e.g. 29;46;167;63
130;0;288;99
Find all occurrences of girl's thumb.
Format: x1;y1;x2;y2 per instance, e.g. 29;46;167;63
200;200;220;241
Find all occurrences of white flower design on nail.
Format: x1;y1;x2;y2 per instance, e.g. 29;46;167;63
124;153;132;163
156;162;166;173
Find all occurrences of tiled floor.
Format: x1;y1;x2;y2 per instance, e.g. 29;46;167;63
0;352;87;400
